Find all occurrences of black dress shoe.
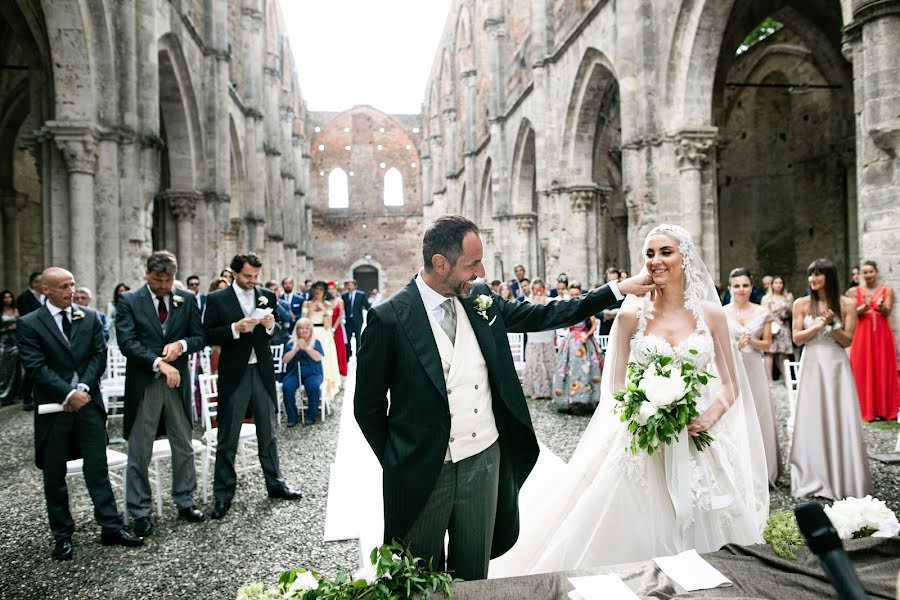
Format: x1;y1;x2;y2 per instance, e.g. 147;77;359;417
132;517;153;537
22;403;34;412
100;529;144;547
52;537;73;561
267;487;302;500
209;501;231;520
178;505;206;523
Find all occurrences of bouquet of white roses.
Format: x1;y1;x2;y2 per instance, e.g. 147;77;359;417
613;350;716;455
824;495;900;540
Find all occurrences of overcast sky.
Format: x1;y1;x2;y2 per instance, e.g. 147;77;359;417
280;0;453;114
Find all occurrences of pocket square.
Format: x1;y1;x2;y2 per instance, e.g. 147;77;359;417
488;315;497;326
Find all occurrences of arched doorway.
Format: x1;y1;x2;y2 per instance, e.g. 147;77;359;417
714;3;855;292
352;264;379;296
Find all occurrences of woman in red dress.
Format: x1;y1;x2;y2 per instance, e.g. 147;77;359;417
327;281;348;377
847;260;898;421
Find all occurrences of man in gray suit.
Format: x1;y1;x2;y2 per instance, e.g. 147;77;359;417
116;251;206;536
16;267;144;560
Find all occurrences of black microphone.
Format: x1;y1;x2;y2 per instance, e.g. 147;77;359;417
794;502;868;600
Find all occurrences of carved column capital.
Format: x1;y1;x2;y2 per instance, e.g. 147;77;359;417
515;214;535;233
673;129;717;171
47;123;98;175
567;185;599;213
481;228;494;246
159;190;201;222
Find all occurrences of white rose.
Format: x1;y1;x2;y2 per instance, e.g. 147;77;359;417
287;571;319;594
633;401;657;425
353;563;378;584
641;373;688;409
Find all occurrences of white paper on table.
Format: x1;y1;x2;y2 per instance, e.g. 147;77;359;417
652;549;732;591
38;403;65;414
567;574;640;600
250;307;273;320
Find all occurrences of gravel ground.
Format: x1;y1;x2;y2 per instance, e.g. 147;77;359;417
0;380;897;600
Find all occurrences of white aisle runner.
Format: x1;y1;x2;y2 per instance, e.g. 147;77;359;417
324;362;566;573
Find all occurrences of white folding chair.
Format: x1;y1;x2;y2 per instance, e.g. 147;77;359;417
270;344;285;424
783;360;801;443
198;374;257;502
147;437;207;517
596;334;610;352
198;346;212;375
507;333;526;382
299;379;327;423
101;346;128;441
66;448;128;524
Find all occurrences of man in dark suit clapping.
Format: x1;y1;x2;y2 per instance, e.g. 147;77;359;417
16;267;143;561
203;253;301;519
341;279;369;359
116;251;206;536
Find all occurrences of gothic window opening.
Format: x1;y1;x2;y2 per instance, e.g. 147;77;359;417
384;168;403;206
328;168;349;208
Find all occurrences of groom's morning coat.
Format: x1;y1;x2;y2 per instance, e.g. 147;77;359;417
354;279;618;558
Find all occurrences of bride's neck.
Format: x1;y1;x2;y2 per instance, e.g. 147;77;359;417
652;284;685;311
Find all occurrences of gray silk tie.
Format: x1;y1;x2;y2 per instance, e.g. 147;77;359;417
441;299;457;345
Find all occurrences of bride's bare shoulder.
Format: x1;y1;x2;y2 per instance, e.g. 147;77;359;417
700;300;728;328
616;304;641;330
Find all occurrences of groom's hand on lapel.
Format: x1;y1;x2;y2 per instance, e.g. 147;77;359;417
617;272;656;297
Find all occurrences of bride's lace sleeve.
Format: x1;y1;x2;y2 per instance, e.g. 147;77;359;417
704;301;740;411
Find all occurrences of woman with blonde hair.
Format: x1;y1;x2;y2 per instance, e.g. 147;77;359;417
302;281;340;401
281;318;324;426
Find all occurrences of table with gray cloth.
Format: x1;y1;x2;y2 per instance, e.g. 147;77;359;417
447;538;900;599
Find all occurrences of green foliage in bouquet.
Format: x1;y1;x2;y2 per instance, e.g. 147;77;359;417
613;350;716;455
763;510;804;559
236;541;457;600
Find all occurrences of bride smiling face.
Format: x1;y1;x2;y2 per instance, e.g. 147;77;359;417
644;233;684;288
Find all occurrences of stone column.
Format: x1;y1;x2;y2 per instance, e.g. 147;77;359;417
674;129;716;254
567;185;597;284
1;191;26;287
596;185;613;275
52;125;98;291
442;108;458;187
461;69;478;221
484;16;510;217
515;214;536;277
163;190;200;279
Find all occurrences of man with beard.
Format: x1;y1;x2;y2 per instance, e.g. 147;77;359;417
354;215;655;580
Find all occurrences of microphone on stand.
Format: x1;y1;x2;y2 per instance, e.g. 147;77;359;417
794;502;868;600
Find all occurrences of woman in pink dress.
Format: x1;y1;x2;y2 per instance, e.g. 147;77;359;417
847;261;898;421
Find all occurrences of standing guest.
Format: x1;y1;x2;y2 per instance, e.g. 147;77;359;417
73;288;109;341
106;283;130;347
354;216;651;580
280;318;324;427
16;267;143;560
618;270;629;281
116;251;206;535
509;265;527;302
553;280;569;300
281;277;304;328
205;277;231;375
761;275;774;295
790;258;871;500
327;281;348;377
762;276;794;386
519;279;531;300
848;261;898;422
724;268;780;487
521;280;554;400
548;273;568;298
597;268;623;336
203;253;301;519
341;279;370;360
490;280;502;295
17;271;44;410
552;281;602;414
219;268;234;286
264;281;292;346
300;279;313;296
849;266;860;288
498;282;513;301
209;277;230;293
186;275;206;312
0;290;21;406
303;281;341;402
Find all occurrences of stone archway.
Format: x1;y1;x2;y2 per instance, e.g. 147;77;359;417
713;3;855;292
509;119;537;277
349;256;385;296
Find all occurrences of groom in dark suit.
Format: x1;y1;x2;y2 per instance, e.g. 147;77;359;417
116;251;206;536
354;215;653;580
203;253;301;519
16;267;143;560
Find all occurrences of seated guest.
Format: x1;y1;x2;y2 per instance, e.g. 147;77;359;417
281;318;324;427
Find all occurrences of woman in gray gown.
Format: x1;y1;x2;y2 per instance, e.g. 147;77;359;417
724;268;780;487
790;258;871;500
0;290;21;406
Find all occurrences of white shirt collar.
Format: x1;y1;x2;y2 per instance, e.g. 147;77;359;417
232;281;254;297
415;269;453;312
147;285;168;301
47;301;71;318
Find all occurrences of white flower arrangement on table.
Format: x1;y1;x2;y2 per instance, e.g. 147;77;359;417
824;495;900;540
613;350;716;454
72;310;85;321
473;294;493;321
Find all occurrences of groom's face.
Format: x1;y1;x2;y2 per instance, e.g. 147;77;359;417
444;232;486;299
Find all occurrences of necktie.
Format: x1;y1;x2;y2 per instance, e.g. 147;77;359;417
157;295;168;324
441;299;457;345
61;310;71;340
349;293;354;314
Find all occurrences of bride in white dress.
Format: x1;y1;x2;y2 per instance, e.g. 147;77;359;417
492;225;769;576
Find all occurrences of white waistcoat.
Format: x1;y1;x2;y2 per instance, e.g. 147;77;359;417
424;297;499;463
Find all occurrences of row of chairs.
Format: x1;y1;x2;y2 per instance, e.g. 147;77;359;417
508;332;610;383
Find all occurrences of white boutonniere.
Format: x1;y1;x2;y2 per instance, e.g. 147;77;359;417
258;295;268;307
72;310;85;321
473;294;493;321
172;295;184;307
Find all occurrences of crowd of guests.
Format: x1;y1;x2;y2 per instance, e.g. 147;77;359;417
493;258;898;503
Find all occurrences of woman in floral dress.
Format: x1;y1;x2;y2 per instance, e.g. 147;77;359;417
552;282;601;414
762;275;793;386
